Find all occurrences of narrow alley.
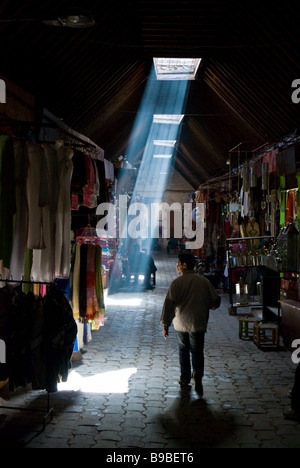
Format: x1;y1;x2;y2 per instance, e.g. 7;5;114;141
0;253;299;449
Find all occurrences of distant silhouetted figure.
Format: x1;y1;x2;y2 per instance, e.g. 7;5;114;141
129;244;157;289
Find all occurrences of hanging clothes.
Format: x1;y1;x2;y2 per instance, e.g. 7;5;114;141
286;190;296;223
0;285;12;381
54;141;74;278
71;150;87;208
86;244;99;321
82;153;95;208
32;144;60;282
79;243;88;320
0;138;74;283
0;284;77;393
43;285;77;392
8;140;29;280
0;134;16;269
277;147;296;176
26;141;49;250
70;233;105;334
71;243;81;321
94;159;107;203
90;157;100;208
263;149;278;173
104;159;114;182
240;186;250;218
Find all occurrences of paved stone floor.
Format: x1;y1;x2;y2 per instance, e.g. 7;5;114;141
1;252;300;449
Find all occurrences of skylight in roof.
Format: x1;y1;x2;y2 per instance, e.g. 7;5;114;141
153;154;173;159
153;114;184;124
153;140;176;147
153;58;201;80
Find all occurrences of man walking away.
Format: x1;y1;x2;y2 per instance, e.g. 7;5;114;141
161;253;221;396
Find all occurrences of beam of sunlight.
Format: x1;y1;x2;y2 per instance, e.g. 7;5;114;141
109;64;191;290
58;368;137;393
153;139;176;147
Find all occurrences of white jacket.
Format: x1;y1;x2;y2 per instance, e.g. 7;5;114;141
161;270;221;332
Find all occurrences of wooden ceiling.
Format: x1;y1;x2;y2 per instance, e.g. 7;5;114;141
0;0;300;187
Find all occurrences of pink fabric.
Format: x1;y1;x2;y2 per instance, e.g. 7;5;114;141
263;148;278;173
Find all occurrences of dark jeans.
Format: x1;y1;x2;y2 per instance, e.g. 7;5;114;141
175;331;205;383
291;363;300;413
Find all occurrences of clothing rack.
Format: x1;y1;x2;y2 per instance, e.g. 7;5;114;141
0;278;54;284
0;278;55;430
41;108;104;158
0;392;53;430
0;112;104;157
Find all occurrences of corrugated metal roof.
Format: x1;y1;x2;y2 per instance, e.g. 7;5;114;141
0;0;299;186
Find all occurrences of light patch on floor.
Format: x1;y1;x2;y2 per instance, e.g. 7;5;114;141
58;368;137;394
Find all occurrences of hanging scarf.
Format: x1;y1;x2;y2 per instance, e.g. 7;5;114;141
85;244;99;322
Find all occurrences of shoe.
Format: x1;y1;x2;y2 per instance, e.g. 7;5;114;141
193;371;203;397
178;379;191;388
283;409;300;421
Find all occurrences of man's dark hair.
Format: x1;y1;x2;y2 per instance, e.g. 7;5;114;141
178;253;196;270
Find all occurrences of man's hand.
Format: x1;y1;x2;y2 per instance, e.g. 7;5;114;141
163;327;169;338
